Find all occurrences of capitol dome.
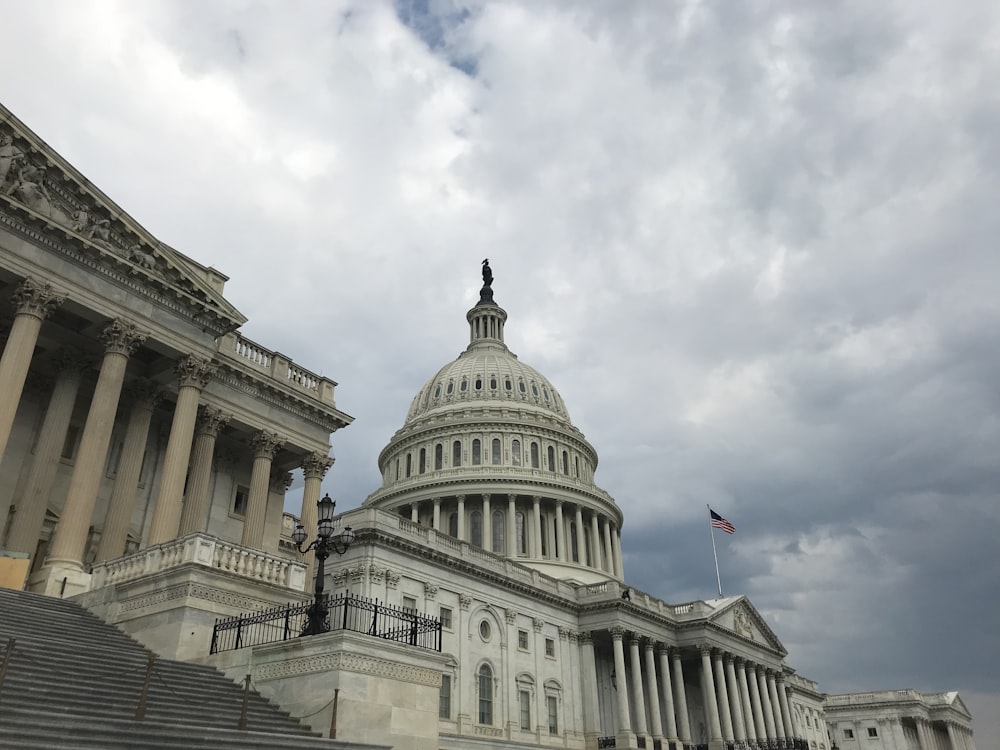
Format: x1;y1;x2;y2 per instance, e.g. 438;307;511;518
364;263;625;584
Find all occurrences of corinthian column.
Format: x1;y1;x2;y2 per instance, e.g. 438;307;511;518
5;350;86;555
532;495;542;557
590;513;602;569
241;430;283;548
629;636;649;738
776;674;794;739
574;506;585;563
0;279;64;462
699;646;723;743
300;452;334;586
177;406;230;536
95;380;161;561
713;650;735;742
610;628;633;739
456;494;466;541
644;641;663;741
724;656;747;743
658;645;679;744
602;517;614;573
578;632;599;738
147;355;216;545
757;667;777;739
671;649;692;744
46;319;146;572
507;494;516;555
554;499;565;561
613;525;624;578
746;662;766;741
483;493;492;551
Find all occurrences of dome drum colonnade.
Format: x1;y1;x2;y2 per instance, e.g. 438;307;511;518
365;263;625;580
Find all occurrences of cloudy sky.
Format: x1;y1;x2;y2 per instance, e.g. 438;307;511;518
2;0;997;741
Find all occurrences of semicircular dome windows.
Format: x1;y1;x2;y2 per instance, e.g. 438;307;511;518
446;382;454;395
505;378;512;391
460;379;468;392
475;377;483;391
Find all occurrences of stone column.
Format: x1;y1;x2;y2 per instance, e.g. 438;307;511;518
240;431;283;548
95;380;162;562
699;646;723;744
574;506;585;563
713;650;735;743
578;632;600;739
742;660;763;741
629;636;649;738
671;649;692;744
590;512;602;569
147;355;216;545
724;656;747;743
602;517;615;574
554;500;565;561
433;497;441;531
531;496;542;557
757;666;777;739
177;406;230;536
658;645;679;745
299;452;334;587
410;504;418;523
45;320;146;577
610;628;633;738
644;641;663;742
0;279;64;463
5;350;86;554
766;671;786;740
612;525;624;578
482;493;491;551
456;494;466;541
507;494;516;556
776;674;794;739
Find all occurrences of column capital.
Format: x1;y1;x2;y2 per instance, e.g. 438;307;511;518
11;278;64;320
578;630;594;645
699;644;714;656
724;653;736;665
532;495;540;503
127;378;163;410
609;626;626;641
555;498;563;507
504;607;517;624
101;318;146;356
175;354;217;389
482;492;490;502
628;633;642;647
269;469;293;493
734;656;746;667
302;451;335;479
656;641;671;655
195;405;230;437
532;617;544;632
456;494;465;502
433;496;441;506
251;430;283;459
507;493;516;502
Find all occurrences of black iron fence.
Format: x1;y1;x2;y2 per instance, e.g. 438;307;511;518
209;593;443;654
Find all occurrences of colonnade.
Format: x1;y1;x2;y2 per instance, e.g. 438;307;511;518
581;629;799;748
405;494;624;577
0;277;333;585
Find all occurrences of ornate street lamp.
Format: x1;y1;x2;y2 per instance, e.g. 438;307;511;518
292;493;355;635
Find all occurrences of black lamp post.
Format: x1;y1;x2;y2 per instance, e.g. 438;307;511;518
292;492;355;635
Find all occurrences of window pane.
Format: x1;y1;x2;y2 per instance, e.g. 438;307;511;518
530;443;539;468
492;511;505;553
471;511;483;548
453;441;462;467
512;440;521;466
448;513;458;538
472;439;481;465
547;695;558;734
547;446;555;471
516;512;526;554
478;665;493;725
419;448;426;474
435;443;443;470
519;690;531;730
439;674;451;719
492;438;501;465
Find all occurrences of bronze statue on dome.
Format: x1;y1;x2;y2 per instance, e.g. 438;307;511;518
479;259;495;304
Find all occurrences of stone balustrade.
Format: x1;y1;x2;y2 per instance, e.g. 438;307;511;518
220;332;336;405
90;532;306;591
826;689;924;705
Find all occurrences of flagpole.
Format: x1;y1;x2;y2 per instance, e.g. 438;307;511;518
708;503;723;598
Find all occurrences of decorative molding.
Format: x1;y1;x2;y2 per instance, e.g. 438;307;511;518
101;318;146;357
302;452;335;480
504;607;516;624
254;651;440;686
10;277;65;319
459;593;473;610
195;405;230;437
369;565;385;584
251;430;284;460
385;569;400;589
424;582;439;599
532;617;544;632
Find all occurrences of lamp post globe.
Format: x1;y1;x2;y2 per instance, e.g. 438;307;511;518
294;492;353;636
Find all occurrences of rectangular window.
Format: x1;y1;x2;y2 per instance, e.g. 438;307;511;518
439;674;451;719
547;695;558;734
867;727;878;738
519;690;531;730
232;486;249;517
518;629;529;650
844;729;855;739
545;638;555;657
439;607;453;630
402;596;416;612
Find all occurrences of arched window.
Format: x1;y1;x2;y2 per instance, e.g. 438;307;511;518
405;454;412;478
395;459;400;481
530;442;539;468
562;451;569;475
547;446;555;471
490;376;497;390
419;448;427;474
453;441;462;467
446;381;454;395
471;510;483;548
574;456;579;477
511;440;521;466
448;513;458;538
478;664;494;725
435;443;443;470
516;512;527;555
472;439;481;465
460;378;468;392
491;438;501;465
492;510;505;553
570;523;579;562
475;377;483;391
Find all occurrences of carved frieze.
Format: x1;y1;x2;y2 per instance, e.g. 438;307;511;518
459;593;473;610
385;569;400;589
504;608;517;624
424;582;439;600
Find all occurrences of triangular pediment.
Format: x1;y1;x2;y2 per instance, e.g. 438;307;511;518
948;692;971;718
710;596;787;655
1;103;246;335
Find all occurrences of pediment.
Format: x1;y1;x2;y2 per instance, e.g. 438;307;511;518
949;693;971;718
0;104;246;335
710;596;787;656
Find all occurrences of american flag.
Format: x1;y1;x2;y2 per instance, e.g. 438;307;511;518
709;508;735;534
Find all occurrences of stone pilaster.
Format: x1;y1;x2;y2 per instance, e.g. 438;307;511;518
700;646;723;744
0;278;64;462
299;452;334;586
241;430;283;549
713;650;735;742
43;319;145;589
177;405;230;536
671;649;692;744
95;380;162;562
147;355;216;545
610;627;634;744
644;640;663;741
5;350;86;555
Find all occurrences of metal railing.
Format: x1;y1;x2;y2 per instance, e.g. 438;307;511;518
209;593;443;654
